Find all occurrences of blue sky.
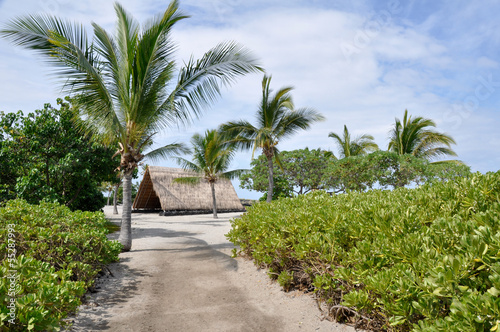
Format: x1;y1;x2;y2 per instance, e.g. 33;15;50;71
1;0;499;199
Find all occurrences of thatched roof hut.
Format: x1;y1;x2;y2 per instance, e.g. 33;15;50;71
132;166;245;214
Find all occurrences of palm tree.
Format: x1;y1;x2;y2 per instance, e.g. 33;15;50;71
112;142;188;215
1;1;261;251
328;125;378;158
221;75;325;203
388;110;457;161
175;129;244;219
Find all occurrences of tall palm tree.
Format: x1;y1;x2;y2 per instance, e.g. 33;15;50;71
175;129;244;219
328;125;378;158
221;75;325;203
388;110;457;161
1;1;261;251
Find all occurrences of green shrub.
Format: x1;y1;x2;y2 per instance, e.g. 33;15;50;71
227;171;500;331
277;270;294;292
0;199;122;331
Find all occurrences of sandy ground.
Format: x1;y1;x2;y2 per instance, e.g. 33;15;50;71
66;206;356;332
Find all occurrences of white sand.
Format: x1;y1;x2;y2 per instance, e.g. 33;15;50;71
66;206;356;332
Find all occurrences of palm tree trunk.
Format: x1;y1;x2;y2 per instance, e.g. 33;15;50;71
210;181;218;219
113;182;120;215
266;155;274;203
118;173;133;251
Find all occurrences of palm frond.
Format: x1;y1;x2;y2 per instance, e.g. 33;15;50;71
419;147;458;160
92;23;119;98
259;76;294;129
220;120;258;152
1;15;117;142
329;125;376;158
164;41;262;127
389;110;457;161
328;130;346;158
275;107;325;140
219;169;248;180
129;2;186;130
144;142;190;163
1;13;89;54
323;150;337;160
352;134;378;155
114;3;139;108
273;147;284;170
174;156;201;172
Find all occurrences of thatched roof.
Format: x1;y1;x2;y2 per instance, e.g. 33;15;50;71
132;166;245;212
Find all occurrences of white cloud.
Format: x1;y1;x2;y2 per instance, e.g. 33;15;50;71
0;0;498;201
477;56;499;69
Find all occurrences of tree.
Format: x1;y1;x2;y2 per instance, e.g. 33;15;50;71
240;148;332;199
322;150;470;193
239;155;291;201
0;98;116;211
328;125;378;158
1;1;261;250
100;181;115;206
0;112;18;202
388;110;457;161
221;75;325;202
175;129;244;218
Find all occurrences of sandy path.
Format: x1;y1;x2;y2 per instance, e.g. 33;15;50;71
67;206;355;332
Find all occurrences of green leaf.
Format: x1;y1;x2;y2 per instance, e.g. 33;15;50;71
481;243;489;256
28;317;36;330
433;287;445;296
487;287;500;297
389;315;407;326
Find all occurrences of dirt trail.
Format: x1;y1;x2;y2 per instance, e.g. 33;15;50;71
67;207;355;332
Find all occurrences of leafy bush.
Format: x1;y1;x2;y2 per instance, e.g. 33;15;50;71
0;99;118;211
0;199;122;331
227;171;500;331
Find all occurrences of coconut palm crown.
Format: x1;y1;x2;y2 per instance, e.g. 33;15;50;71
0;1;261;250
328;125;378;159
175;129;244;219
388;110;457;161
220;74;325;203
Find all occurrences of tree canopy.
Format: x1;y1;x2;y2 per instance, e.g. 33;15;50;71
241;149;471;199
0;98;117;211
240;148;332;200
323;150;470;193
